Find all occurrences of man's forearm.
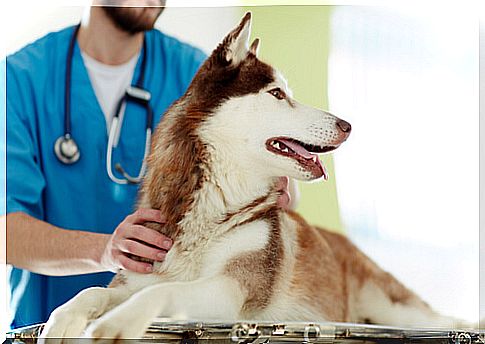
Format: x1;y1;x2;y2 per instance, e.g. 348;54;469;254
5;212;110;276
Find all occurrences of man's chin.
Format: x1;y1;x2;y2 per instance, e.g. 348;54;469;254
102;6;164;34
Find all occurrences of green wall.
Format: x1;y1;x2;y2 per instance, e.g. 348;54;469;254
241;5;343;233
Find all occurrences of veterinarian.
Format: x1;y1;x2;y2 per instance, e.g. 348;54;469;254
4;1;297;329
3;0;208;328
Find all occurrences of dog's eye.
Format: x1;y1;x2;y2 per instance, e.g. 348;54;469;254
268;88;286;100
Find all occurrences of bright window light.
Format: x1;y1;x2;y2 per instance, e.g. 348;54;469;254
329;6;479;322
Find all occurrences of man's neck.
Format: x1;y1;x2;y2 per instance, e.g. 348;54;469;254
77;7;143;65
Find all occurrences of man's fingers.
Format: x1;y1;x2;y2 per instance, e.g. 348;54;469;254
117;253;154;274
277;190;291;209
119;239;167;262
276;177;293;210
276;176;289;190
126;209;165;225
128;225;172;250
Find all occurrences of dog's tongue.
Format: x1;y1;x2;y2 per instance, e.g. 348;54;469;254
278;138;328;180
280;139;313;159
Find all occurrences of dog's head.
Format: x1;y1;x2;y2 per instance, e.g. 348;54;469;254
183;13;351;182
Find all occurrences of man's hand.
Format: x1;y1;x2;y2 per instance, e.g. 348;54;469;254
276;177;300;210
101;209;172;274
276;177;291;209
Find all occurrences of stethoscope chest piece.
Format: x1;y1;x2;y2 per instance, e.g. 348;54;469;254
55;134;80;164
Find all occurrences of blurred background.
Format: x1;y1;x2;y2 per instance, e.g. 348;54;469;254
1;0;481;331
246;4;479;323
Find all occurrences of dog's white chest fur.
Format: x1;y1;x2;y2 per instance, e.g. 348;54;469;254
120;217;272;293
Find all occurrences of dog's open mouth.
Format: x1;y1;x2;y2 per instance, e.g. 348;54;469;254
266;137;338;180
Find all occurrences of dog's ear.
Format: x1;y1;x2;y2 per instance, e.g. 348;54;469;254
249;38;260;56
219;12;252;65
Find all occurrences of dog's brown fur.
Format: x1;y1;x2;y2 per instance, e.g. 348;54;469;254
225;205;283;314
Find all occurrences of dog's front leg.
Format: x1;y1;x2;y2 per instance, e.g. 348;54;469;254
39;286;130;341
83;276;244;341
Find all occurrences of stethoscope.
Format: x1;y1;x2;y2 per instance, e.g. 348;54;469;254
54;24;153;185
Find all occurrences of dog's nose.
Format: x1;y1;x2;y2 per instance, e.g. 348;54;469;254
337;119;351;133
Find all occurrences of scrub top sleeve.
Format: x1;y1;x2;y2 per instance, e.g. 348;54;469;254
5;64;46;219
189;48;207;80
179;47;206;89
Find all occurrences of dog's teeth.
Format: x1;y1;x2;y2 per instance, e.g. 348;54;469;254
282;147;289;153
312;156;317;163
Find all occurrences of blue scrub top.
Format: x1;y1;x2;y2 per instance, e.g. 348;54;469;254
4;26;206;328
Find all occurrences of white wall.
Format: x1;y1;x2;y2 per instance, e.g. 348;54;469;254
158;6;240;55
3;5;86;56
329;6;479;322
3;3;239;56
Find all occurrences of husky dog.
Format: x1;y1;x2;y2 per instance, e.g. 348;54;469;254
40;13;465;341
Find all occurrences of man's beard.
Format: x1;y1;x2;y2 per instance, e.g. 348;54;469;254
102;5;164;34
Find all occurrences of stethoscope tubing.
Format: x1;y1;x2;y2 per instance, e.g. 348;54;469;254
64;24;80;138
56;23;153;185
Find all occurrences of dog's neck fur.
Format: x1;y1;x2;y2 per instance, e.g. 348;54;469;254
179;156;280;248
209;152;277;212
139;106;280;242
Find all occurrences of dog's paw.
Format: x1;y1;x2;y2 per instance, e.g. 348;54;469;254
38;310;88;343
83;313;148;343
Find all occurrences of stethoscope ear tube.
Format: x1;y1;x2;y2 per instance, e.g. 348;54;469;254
106;117;127;184
113;128;151;184
106;117;152;185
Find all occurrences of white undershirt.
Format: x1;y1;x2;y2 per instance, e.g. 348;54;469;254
81;51;140;132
